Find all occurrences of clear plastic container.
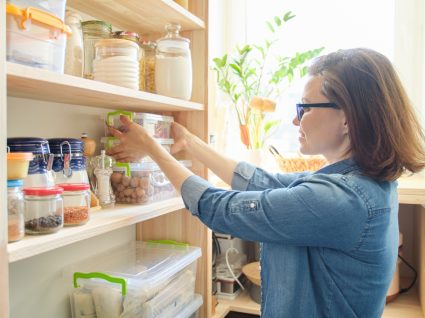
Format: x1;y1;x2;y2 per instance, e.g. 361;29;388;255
7;151;33;180
140;41;156;93
106;110;174;139
93;38;140;89
23;186;64;234
6;2;71;73
101;136;174;163
68;241;201;318
8;179;25;243
155;23;192;100
82;20;112;79
58;183;90;226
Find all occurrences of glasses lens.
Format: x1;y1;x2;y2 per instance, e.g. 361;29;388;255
296;105;304;121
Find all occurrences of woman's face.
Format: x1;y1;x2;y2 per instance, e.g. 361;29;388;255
292;75;351;163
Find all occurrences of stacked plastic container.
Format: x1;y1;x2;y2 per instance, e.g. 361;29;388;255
69;241;203;318
6;0;70;73
104;110;189;204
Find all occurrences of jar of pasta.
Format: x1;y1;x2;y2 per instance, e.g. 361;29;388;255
140;41;156;93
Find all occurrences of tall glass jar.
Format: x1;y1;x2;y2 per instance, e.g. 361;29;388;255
23;187;64;235
58;183;90;226
64;10;84;77
155;23;192;100
140;41;156;93
82;20;112;79
8;179;24;243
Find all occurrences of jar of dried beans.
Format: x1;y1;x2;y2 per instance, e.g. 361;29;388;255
58;183;90;226
23;187;64;234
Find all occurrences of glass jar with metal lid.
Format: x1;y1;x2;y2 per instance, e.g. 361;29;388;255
23;186;64;235
155;23;192;100
58;183;90;226
93;38;140;90
8;179;24;243
140;40;156;93
112;31;140;44
82;20;112;79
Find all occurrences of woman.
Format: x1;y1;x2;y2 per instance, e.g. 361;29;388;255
108;48;425;317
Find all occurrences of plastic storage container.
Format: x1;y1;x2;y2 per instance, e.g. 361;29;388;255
69;241;201;318
7;137;55;187
48;138;89;185
155;23;192;100
101;137;174;162
106;110;174;139
82;20;112;79
7;151;33;180
23;186;64;234
6;1;71;73
8;179;25;243
93;38;140;89
58;183;90;226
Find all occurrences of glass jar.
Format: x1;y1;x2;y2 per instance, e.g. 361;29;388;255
155;23;192;100
82;20;112;79
112;31;140;44
93;39;140;90
140;41;156;93
94;150;115;208
23;187;64;235
64;10;84;77
48;138;89;185
8;180;24;243
58;183;90;226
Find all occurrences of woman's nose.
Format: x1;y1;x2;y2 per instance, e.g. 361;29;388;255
292;116;300;126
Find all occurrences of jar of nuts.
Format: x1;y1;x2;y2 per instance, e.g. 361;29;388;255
23;187;64;235
7;179;24;243
58;183;91;226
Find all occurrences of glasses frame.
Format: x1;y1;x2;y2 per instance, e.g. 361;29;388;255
296;102;339;121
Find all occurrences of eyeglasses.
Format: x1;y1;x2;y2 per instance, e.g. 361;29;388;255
296;102;339;121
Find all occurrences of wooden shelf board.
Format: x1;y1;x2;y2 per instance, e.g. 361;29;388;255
67;0;205;35
212;287;423;318
7;63;204;112
8;197;184;263
398;176;425;205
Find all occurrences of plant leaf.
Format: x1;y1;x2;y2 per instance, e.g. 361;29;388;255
274;16;281;26
266;21;275;33
283;11;296;22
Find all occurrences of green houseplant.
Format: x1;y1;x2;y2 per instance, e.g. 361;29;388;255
213;11;324;149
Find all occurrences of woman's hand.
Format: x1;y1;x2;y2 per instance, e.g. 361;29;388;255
107;115;155;162
170;122;191;154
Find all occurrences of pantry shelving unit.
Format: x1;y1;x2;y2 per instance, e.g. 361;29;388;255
1;0;211;317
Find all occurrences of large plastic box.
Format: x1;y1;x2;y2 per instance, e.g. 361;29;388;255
106;110;174;139
69;241;201;318
111;160;191;204
6;1;70;73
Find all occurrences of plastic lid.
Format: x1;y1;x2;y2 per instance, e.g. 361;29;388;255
7;179;23;188
57;183;90;191
23;186;64;196
7;152;33;161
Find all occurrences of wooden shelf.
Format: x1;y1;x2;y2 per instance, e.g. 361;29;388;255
7;63;204;112
398;176;425;205
8;197;184;263
67;0;205;35
213;287;423;318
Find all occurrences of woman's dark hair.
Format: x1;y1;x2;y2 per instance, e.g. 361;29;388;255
309;48;425;180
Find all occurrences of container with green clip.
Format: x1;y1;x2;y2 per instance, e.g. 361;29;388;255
68;241;202;318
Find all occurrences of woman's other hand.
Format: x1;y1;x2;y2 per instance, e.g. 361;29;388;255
107;115;155;162
170;122;191;155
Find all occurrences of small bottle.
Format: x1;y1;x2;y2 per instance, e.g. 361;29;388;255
94;150;115;208
64;10;84;77
7;179;25;242
80;133;96;157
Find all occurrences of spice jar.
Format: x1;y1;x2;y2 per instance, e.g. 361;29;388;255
82;20;112;79
23;186;64;235
64;10;84;77
8;179;24;243
93;39;140;90
58;183;90;226
140;41;156;93
155;23;192;100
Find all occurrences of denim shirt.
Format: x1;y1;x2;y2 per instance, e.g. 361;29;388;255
181;158;399;318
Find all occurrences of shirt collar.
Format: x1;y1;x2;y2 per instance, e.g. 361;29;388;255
315;157;360;175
